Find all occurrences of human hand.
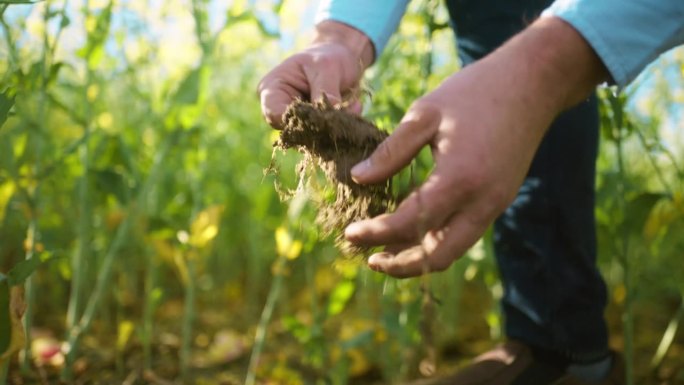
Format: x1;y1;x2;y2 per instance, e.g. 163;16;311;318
344;17;607;278
257;21;374;128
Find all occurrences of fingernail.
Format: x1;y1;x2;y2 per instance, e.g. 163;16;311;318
351;159;370;179
368;255;384;272
345;222;361;239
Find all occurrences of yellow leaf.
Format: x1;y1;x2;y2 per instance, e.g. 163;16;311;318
644;199;678;240
275;226;291;257
274;226;302;260
189;205;223;248
286;240;302;260
0;182;15;223
97;112;114;132
116;320;134;352
87;84;99;102
348;348;371;377
229;0;248;16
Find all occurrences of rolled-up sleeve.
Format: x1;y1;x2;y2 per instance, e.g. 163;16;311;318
542;0;684;87
316;0;410;56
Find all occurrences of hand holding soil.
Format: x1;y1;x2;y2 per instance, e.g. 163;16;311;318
260;18;604;278
275;97;393;255
257;21;373;128
345;18;606;278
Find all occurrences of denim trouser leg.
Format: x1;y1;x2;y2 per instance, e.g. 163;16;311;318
494;96;608;359
445;0;609;358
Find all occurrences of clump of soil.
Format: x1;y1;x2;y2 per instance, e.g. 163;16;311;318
273;97;394;256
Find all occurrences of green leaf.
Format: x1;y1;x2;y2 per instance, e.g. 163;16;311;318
7;252;53;286
173;68;201;105
0;90;15;130
327;280;355;316
91;168;128;203
0;0;41;3
82;0;113;65
0;274;10;355
625;192;666;236
339;329;373;351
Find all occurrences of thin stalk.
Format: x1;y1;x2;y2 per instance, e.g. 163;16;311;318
650;292;684;370
304;252;324;369
65;0;93;376
142;246;157;371
0;360;8;385
22;0;54;373
0;5;18;79
634;128;674;195
614;101;634;385
62;130;180;380
245;258;285;385
65;42;93;355
180;258;196;380
20;219;37;374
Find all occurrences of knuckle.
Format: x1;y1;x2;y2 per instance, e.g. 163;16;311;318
456;171;487;197
372;139;394;163
430;256;452;272
406;99;443;126
310;52;335;68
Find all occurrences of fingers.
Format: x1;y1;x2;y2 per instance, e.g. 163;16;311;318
304;64;342;105
258;80;301;129
351;103;440;184
366;211;486;278
258;53;350;128
345;170;468;246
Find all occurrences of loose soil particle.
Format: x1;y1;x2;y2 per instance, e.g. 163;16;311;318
274;97;394;256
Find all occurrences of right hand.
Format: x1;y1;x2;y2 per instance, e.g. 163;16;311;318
257;21;375;129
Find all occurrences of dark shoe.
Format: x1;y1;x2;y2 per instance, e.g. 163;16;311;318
404;341;624;385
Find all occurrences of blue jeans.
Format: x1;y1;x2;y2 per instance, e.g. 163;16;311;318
446;0;609;361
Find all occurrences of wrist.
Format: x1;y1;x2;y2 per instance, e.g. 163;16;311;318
519;17;608;111
313;20;375;69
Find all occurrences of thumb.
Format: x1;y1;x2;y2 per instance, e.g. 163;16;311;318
351;103;440;184
367;247;428;278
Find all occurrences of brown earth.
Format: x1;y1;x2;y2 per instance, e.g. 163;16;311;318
274;97;394;256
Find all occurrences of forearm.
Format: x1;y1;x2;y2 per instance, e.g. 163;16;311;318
481;16;608;119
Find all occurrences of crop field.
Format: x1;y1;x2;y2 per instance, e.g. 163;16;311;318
0;1;683;384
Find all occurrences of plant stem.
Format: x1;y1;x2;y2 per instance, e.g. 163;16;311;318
613;94;634;385
66;0;91;330
650;291;684;370
0;360;8;385
142;246;157;371
61;131;179;380
21;0;55;373
180;258;196;380
245;258;285;385
20;219;37;374
63;0;94;377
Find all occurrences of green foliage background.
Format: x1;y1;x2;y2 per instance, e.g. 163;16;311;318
0;0;683;384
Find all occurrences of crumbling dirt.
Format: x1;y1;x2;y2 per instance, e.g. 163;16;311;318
273;97;394;256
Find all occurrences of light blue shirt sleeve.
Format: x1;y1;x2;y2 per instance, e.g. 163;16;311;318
316;0;410;57
542;0;684;87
